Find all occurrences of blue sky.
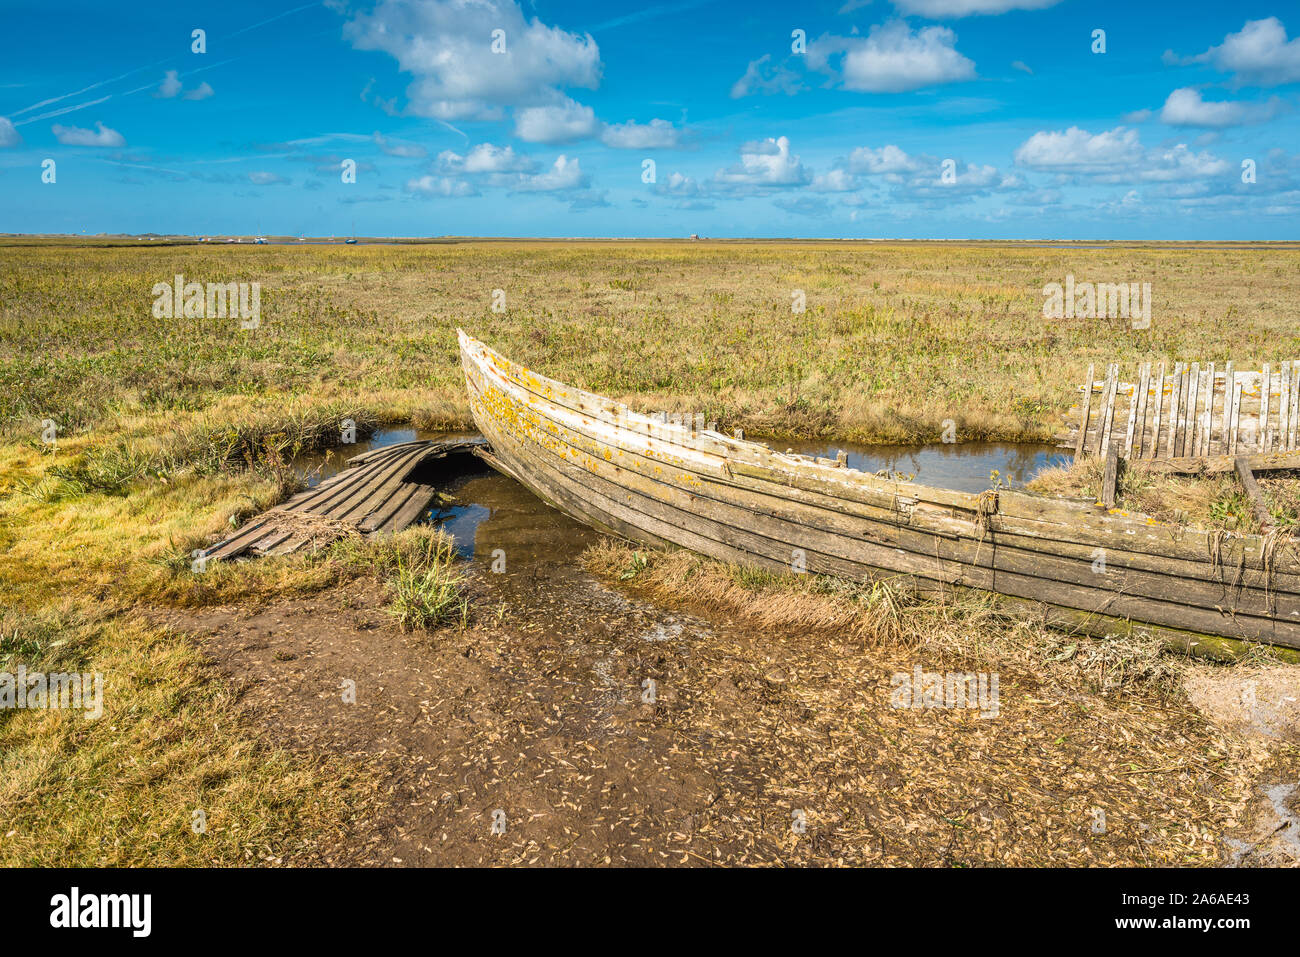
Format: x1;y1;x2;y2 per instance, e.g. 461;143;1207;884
1;0;1298;238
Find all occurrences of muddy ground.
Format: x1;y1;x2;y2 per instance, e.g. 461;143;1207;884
145;560;1300;867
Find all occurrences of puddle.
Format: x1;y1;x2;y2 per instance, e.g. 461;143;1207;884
291;428;1062;568
772;438;1065;493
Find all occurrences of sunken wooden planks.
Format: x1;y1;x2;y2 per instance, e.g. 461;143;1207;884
1065;362;1300;462
460;330;1300;656
201;437;485;561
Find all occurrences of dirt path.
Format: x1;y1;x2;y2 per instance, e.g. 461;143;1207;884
146;562;1300;867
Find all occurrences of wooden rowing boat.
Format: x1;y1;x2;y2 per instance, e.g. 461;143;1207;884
459;330;1300;659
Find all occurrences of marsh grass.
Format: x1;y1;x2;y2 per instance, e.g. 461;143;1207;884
5;241;1299;444
586;539;1186;696
381;527;467;632
37;403;380;497
1028;457;1300;532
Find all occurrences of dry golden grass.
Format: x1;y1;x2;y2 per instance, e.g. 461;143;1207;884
582;539;1188;696
5;239;1300;445
1028;457;1300;532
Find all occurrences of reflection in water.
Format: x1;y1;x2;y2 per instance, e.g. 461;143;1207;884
290;428;1066;564
424;470;598;566
773;439;1066;494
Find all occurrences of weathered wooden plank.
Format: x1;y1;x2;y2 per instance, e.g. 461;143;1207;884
1075;362;1095;460
1229;378;1243;455
1123;375;1139;459
1200;362;1215;457
382;484;440;533
1280;362;1292;452
298;445;433;521
203;438;485;560
1290;363;1300;451
1147;361;1166;459
1098;364;1119;459
1101;446;1119;508
1184;362;1200;458
1138;449;1300;475
1165;363;1184;459
1132;362;1151;459
1260;363;1271;452
1234;457;1273;531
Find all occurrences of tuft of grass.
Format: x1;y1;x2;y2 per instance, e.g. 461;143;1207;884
383;527;467;632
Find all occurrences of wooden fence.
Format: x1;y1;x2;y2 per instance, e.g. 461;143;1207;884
1064;361;1300;463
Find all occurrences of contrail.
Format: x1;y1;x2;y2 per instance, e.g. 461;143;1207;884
589;0;714;32
227;1;319;38
5;4;317;117
14;96;112;126
9;61;169;116
14;56;242;125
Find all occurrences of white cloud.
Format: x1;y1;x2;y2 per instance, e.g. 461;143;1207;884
730;54;802;98
406;174;478;196
1158;87;1280;127
811;21;976;93
810;168;859;192
51;121;124;147
714;136;810;189
156;70;182;98
600;118;680;149
156;70;213;100
343;0;601;121
438;143;535;174
846;144;924;174
514;154;587;192
891;0;1061;16
1014;126;1143;173
655;171;705;197
1168;17;1300;87
247;171;288;185
1136;143;1231;182
513;99;600;143
0;117;20;147
373;131;427;158
1014;125;1229;183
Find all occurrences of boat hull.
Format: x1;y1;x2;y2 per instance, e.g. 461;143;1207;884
459;330;1300;657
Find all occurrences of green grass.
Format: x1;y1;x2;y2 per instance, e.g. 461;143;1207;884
5;240;1298;445
382;527;468;632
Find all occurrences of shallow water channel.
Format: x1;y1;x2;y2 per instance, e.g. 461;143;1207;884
294;427;1064;568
